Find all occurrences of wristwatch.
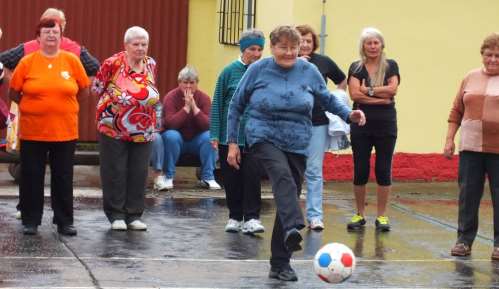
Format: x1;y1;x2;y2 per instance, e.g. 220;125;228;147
367;86;374;97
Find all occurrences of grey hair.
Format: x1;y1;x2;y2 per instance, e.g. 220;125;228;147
124;26;149;43
41;8;66;31
355;27;388;87
177;65;199;82
239;28;265;42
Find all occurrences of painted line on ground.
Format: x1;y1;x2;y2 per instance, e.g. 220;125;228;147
392;202;493;244
0;256;491;263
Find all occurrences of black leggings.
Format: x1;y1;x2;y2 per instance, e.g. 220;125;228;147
351;134;396;186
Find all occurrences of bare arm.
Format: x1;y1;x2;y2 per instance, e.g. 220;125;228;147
443;122;460;159
371;75;399;99
348;77;391;105
9;89;21;104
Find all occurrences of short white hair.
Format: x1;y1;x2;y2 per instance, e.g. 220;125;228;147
124;26;149;43
177;65;199;82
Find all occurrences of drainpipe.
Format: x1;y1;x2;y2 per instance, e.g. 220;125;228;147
319;0;327;55
247;0;253;29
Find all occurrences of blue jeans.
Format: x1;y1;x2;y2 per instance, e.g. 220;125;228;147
150;132;164;171
162;130;216;180
305;125;328;222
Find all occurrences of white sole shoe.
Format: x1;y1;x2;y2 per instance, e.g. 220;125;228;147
111;220;127;231
128;220;147;231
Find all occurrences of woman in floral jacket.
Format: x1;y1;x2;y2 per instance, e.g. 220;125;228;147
92;26;160;231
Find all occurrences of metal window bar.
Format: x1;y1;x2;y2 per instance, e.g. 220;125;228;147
218;0;256;46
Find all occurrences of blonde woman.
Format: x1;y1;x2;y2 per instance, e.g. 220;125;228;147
346;27;400;232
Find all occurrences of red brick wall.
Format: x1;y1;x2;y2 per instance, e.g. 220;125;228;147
323;153;458;182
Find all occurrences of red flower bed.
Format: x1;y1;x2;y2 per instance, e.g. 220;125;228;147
322;153;458;182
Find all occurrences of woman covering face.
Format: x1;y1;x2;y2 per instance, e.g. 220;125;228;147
226;25;365;282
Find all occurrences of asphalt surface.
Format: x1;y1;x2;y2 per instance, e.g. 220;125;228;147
0;165;498;288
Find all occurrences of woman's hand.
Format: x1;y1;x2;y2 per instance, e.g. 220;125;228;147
349;110;366;126
443;139;455;159
299;55;310;62
210;140;219;150
227;143;241;170
360;79;369;95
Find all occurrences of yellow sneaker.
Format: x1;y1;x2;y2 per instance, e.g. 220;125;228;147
347;214;366;230
375;216;391;232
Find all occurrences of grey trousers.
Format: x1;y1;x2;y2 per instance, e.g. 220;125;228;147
99;133;152;223
457;151;499;247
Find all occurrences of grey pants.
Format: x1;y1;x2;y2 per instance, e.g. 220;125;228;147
99;133;152;223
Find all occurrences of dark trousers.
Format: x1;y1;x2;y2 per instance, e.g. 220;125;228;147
219;144;262;221
20;140;76;226
457;151;499;247
351;134;397;186
250;142;305;268
99;133;152;223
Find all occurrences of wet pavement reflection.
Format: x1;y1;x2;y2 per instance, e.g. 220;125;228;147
1;193;499;288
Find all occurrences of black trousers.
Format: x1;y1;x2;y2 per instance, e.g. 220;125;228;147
219;144;262;221
457;151;499;247
351;134;397;186
250;142;305;268
99;133;152;223
20;139;76;226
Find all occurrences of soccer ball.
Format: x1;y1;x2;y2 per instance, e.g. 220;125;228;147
313;242;356;283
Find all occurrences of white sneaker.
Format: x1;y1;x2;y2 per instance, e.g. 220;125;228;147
111;220;127;231
128;220;147;231
242;219;265;234
309;218;324;231
200;179;221;190
224;219;242;233
15;210;21;220
154;175;172;191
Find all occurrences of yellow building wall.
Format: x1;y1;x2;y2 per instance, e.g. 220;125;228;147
188;0;499;153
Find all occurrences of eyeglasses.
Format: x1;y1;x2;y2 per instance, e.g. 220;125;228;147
483;52;499;60
275;45;299;53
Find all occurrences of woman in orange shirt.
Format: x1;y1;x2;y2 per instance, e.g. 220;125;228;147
9;19;90;236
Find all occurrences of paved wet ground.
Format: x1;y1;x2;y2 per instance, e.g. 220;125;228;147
0;165;498;288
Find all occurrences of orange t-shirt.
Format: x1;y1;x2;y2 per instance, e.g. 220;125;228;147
10;50;90;141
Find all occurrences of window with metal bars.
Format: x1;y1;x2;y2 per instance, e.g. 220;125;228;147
218;0;257;46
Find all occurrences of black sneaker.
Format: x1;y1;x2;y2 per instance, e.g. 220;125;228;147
347;214;366;231
284;228;302;252
57;224;77;236
269;265;298;282
23;225;38;235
